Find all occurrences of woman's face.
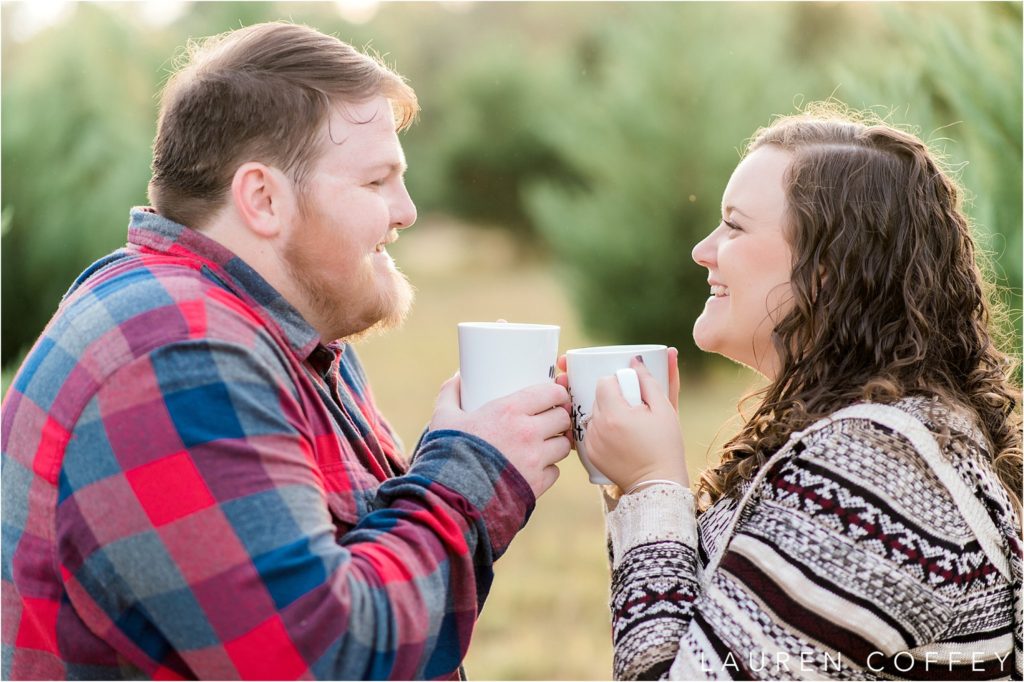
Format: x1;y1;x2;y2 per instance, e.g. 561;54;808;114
691;145;794;379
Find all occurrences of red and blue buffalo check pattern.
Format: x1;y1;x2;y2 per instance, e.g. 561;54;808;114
2;208;535;679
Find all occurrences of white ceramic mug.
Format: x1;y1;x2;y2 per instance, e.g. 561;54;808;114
458;322;560;411
566;344;669;484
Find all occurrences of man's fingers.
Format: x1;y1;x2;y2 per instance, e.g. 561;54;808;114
535;406;572;440
435;372;463;411
556;354;568;373
509;381;571;415
541;435;572;463
537;464;561;496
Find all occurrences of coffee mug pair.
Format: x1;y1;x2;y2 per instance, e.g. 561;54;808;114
458;322;669;485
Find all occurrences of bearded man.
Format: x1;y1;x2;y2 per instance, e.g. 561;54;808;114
1;22;571;680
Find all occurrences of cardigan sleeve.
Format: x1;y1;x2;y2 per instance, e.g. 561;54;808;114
605;486;699;679
605;417;1015;681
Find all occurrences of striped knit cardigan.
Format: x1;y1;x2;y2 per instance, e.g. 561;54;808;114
605;397;1022;680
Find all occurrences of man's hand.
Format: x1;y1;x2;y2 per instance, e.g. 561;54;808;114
430;375;572;498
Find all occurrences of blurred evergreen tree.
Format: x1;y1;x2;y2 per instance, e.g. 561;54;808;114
525;3;846;370
382;3;617;249
2;2;1018;375
422;46;585;250
1;4;160;363
525;2;1021;372
173;2;282;40
838;2;1022;362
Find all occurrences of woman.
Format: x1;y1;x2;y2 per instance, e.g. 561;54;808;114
580;104;1022;680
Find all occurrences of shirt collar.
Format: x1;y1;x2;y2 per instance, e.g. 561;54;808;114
127;206;322;360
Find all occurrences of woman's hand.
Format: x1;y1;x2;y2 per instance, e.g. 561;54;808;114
584;349;688;491
554;354;575;446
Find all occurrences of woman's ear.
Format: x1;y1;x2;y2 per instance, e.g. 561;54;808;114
816;264;829;296
230;162;298;239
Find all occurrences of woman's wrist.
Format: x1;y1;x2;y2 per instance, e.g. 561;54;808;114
606;482;697;567
623;478;688;496
622;469;689;495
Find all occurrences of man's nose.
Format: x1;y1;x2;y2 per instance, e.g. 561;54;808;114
392;187;417;230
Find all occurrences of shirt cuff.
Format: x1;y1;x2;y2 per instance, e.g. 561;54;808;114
606;485;697;569
408;429;535;559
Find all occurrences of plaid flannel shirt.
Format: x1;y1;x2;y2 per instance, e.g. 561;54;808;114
2;208;535;680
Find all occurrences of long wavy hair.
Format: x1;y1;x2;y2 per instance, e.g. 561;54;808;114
695;103;1022;518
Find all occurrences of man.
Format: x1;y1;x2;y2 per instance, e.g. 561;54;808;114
1;22;571;680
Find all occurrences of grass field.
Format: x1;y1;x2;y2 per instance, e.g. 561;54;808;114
355;218;759;680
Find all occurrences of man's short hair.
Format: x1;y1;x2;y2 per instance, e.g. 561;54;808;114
147;21;418;229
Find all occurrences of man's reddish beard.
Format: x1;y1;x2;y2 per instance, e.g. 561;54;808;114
283;190;414;343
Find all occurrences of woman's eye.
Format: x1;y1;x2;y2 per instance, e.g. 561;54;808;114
723;220;742;232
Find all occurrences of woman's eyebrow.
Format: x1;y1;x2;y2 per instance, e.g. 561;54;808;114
722;204;753;220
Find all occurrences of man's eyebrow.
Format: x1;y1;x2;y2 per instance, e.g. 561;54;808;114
366;161;407;175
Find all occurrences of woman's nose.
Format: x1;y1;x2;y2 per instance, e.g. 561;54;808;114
692;231;717;268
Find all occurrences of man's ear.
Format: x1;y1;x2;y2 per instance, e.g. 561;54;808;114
230;162;297;239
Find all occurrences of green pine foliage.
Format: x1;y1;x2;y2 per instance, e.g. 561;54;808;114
524;4;853;369
1;4;160;361
422;45;583;245
838;3;1022;363
1;3;1019;375
523;3;1022;371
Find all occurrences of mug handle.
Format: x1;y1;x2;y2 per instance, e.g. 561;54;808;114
581;369;643;486
615;368;643;407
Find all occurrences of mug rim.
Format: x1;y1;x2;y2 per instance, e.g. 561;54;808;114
458;322;560;331
566;344;667;355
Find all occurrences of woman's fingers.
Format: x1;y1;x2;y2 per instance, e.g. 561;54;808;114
668;347;680;412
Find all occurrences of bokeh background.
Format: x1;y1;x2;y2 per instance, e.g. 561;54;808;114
2;2;1021;679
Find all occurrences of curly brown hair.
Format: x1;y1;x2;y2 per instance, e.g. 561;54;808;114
695;102;1022;518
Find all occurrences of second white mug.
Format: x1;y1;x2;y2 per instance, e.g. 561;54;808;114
566;344;669;484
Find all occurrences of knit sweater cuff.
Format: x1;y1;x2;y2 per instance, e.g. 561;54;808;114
606;485;697;569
